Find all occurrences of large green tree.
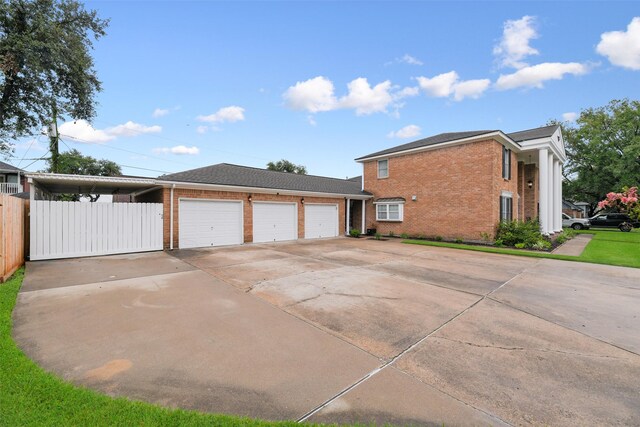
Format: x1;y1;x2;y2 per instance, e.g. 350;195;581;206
266;159;307;174
44;148;120;201
560;99;640;216
0;0;108;156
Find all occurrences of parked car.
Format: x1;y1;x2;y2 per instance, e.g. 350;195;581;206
588;213;640;230
562;213;591;230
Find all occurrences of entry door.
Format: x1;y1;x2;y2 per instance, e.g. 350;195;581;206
252;202;297;243
305;204;338;239
179;199;243;249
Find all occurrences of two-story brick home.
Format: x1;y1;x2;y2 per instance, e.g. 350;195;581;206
355;124;565;240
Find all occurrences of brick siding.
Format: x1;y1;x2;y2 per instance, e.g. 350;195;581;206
362;139;523;240
161;188;346;249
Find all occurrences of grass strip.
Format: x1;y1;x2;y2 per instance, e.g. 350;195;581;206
0;269;305;427
403;229;639;269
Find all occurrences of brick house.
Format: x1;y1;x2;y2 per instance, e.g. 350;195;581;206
355;124;565;240
26;124;565;260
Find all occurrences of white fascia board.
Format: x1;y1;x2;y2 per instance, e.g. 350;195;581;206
518;139;566;163
155;180;372;200
356;131;521;163
373;200;405;204
26;172;157;186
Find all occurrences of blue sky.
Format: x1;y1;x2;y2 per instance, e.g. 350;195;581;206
10;1;640;179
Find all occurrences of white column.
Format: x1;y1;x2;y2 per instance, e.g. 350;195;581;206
361;200;366;233
547;153;556;234
538;148;549;234
346;199;350;234
554;160;563;232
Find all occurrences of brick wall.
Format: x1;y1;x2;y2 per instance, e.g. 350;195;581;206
523;164;538;221
162;188;346;249
362;139;520;240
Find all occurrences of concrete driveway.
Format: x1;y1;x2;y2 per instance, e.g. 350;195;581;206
13;238;640;426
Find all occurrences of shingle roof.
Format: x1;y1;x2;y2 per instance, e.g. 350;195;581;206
507;124;559;142
355;130;497;160
0;160;23;172
159;163;370;196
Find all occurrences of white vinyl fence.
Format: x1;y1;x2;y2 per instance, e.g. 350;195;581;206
30;201;163;261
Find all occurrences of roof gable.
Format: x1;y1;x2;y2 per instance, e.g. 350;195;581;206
355;130;497;161
159;163;368;196
0;160;23;173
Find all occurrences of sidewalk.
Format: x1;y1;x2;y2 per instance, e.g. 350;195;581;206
552;234;593;256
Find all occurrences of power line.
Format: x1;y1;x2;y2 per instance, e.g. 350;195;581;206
59;134;198;169
92;118;270;162
119;164;170;174
21;151;51;170
17;134;42;168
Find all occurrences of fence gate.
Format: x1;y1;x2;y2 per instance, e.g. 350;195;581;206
30;201;163;261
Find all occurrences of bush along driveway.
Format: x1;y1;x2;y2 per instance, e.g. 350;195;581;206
404;228;640;269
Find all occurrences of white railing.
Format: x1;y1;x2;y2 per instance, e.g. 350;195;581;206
0;183;22;194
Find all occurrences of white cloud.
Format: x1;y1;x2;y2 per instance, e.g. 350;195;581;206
14;138;47;152
416;71;459;97
152;108;169;118
153;145;200;155
283;76;398;115
58;120;115;143
399;54;423;65
452;79;491;101
196;125;208;134
562;112;578;122
197;106;246;123
493;16;539;69
596;17;640;70
387;124;421;139
107;121;162;137
307;115;317;126
58;120;162;143
283;76;338;113
338;78;393;115
394;86;420;99
495;62;589;90
416;71;490;101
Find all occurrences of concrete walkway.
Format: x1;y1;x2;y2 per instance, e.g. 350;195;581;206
552;233;593;255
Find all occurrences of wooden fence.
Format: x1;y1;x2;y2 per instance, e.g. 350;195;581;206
0;194;27;282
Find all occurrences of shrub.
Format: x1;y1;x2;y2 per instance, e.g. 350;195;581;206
496;219;543;248
555;234;567;245
388;231;395;237
514;243;526;249
417;233;426;240
494;239;504;247
349;229;361;238
374;232;382;240
480;232;491;242
531;239;552;251
400;233;409;239
454;238;463;244
563;229;577;238
434;235;443;241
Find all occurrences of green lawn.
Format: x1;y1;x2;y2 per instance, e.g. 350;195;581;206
404;228;640;269
0;269;306;426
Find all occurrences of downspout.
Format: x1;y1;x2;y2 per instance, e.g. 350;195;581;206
169;184;175;250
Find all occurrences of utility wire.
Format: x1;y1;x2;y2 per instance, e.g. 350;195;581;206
16;134;42;168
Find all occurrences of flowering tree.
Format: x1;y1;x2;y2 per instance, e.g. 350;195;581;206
598;187;640;222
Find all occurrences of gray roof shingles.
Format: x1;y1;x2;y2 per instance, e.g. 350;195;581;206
356;125;561;160
355;130;497;160
0;160;23;172
159;163;370;196
507;124;560;142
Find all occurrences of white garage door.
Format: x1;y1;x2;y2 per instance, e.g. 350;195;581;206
179;199;243;249
253;202;297;243
305;204;338;239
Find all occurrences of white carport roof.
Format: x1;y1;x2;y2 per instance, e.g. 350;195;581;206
26;173;160;195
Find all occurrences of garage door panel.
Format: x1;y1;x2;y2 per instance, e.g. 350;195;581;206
179;200;243;249
253;203;297;243
305;204;338;239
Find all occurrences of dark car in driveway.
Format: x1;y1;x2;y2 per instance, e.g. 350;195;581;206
589;213;640;230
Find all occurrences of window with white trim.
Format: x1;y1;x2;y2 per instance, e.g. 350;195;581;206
500;195;513;221
377;159;388;178
376;203;403;221
502;146;511;180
